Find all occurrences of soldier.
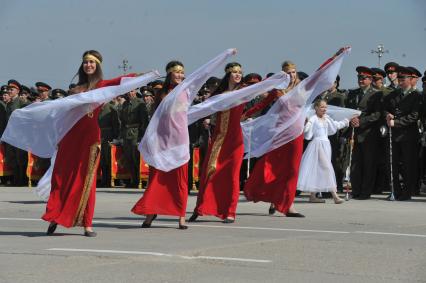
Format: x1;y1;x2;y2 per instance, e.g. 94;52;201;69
35;82;52;102
384;62;399;90
6;80;30;186
98;99;121;187
316;75;346;191
0;86;8;137
345;67;382;199
120;88;149;187
139;86;155;119
50;88;67;100
371;68;394;194
19;85;32;104
383;66;421;201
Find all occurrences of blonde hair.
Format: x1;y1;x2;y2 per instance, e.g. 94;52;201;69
281;60;300;93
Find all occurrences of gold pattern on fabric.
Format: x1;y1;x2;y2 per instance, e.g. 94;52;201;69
206;110;230;179
73;143;101;227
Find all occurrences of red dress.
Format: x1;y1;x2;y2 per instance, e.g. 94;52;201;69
244;135;303;214
132;86;189;217
242;89;303;214
42;75;132;228
193;104;245;220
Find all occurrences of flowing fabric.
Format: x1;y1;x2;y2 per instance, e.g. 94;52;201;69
193;104;245;220
41;76;146;228
139;49;236;172
1;71;160;158
241;48;350;159
187;72;290;124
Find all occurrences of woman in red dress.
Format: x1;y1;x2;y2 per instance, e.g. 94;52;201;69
43;50;135;237
131;61;189;230
243;60;304;217
188;62;244;223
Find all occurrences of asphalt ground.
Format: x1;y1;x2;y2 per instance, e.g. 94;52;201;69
1;187;426;283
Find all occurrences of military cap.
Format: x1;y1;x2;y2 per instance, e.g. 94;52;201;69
406;66;422;78
371;67;386;79
297;71;308;81
68;83;77;90
355;66;373;77
139;86;154;97
20;85;31;94
51;88;67;99
396;66;413;78
1;85;8;94
243;73;262;84
384;62;399;73
205;76;221;87
35;82;52;92
7;79;21;91
148;80;164;90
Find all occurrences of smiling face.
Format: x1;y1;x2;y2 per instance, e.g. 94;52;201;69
82;59;97;75
229;68;242;86
170;69;185;85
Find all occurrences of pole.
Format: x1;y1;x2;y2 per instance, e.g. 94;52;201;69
388;126;395;201
344;127;355;201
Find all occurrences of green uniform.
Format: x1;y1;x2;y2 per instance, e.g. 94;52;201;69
6;97;30;186
120;97;149;187
98;102;121;187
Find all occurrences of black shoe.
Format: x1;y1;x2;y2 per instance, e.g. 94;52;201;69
84;230;97;237
46;222;57;235
178;224;188;230
268;206;276;215
188;213;198;222
141;222;151;228
223;218;235;223
286;212;305;218
141;214;157;228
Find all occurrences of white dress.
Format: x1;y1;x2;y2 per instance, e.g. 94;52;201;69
297;114;349;192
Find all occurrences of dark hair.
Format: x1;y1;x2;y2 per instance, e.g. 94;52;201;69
212;62;242;96
155;60;184;108
76;50;103;90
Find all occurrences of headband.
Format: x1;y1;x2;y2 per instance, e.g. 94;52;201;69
167;65;184;74
83;54;101;65
226;65;242;74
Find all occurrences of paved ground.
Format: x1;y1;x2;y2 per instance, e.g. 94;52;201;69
1;187;426;283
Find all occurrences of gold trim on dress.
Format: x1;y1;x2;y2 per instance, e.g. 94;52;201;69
73;143;101;227
206;110;230;179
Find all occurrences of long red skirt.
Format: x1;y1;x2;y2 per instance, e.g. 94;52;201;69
244;135;303;214
132;164;188;217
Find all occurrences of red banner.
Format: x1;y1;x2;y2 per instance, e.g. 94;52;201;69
26;152;47;181
192;147;200;182
111;144;131;181
0;143;12;176
139;154;149;181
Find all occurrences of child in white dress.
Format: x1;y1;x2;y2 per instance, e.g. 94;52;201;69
297;99;350;204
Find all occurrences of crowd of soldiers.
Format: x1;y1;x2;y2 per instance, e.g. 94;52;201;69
1;61;425;201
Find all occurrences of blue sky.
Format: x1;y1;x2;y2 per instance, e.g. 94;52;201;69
1;0;425;90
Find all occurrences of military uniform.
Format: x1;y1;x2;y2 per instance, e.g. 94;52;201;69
120;96;149;187
383;87;420;200
345;82;382;199
6;93;30;186
98;102;120;187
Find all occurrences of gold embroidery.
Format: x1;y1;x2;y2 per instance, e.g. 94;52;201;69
73;143;101;227
87;111;94;118
206;110;230;179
